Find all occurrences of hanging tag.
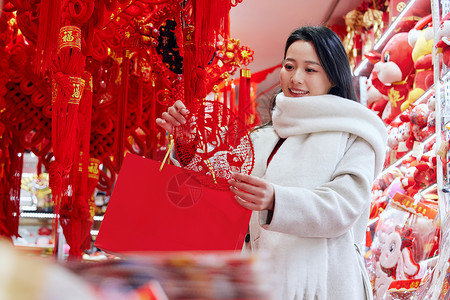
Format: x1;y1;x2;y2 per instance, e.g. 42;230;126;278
412;141;424;158
397;141;408;152
390;150;397;164
437;141;449;160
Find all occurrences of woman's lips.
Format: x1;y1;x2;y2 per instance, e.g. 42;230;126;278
289;88;309;96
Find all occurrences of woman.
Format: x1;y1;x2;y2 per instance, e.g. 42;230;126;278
157;26;387;299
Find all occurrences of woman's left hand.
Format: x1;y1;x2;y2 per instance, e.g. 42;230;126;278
228;172;275;211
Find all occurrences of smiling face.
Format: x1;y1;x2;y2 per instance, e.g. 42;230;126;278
280;40;334;97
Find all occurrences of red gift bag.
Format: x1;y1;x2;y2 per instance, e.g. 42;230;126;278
95;153;251;253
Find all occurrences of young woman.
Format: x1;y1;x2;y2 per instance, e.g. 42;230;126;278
157;26;387;300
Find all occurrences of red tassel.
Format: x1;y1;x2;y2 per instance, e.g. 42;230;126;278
149;74;158;157
65;72;93;259
223;79;228;108
230;83;236;113
50;24;86;256
137;74;143;126
238;69;248;124
149;75;157;134
8;136;23;239
182;25;195;107
36;0;61;74
183;0;231;105
83;157;100;251
247;72;252;126
116;50;129;172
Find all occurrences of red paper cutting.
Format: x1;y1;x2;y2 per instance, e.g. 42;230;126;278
95;153;251;253
173;100;254;191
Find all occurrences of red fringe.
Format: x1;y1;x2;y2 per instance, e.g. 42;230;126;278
183;0;231;106
223;80;228;108
50;67;85;256
238;69;247;124
230;83;236;113
150;78;157;133
36;0;61;74
116;51;129;172
137;75;143;126
53;47;85;76
61;72;93;259
7;136;23;239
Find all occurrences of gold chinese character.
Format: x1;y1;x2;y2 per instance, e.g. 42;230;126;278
63;31;75;42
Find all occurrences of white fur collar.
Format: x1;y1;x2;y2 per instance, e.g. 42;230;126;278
272;93;387;175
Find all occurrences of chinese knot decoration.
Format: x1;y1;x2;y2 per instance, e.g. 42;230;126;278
0;0;254;258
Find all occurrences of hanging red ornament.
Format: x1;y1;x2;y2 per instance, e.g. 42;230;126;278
49;22;86;256
35;0;61;74
173;100;254;190
60;72;93;259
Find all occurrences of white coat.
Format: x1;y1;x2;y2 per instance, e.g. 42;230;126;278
243;93;387;300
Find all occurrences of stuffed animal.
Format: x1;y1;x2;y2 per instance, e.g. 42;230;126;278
379;228;420;280
366;68;389;118
401;153;436;197
387;119;414;159
436;12;450;68
410;103;434;141
427;95;436;130
370;177;405;220
371;32;415;125
374;261;393;300
401;15;434;112
370;188;440;299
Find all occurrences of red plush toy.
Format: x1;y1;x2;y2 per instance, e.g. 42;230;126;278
401;15;434;112
437;12;450;68
409;103;434;141
366;67;389;118
371;32;415;125
401;152;436;197
387;118;414;159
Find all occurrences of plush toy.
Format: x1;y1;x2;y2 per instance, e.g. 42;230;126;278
387;119;414;159
396;103;433;143
366;68;389;118
379;228;420;280
371;32;415;125
410;103;435;141
401;15;434;112
371;216;405;300
364;51;389;118
374;261;393;300
436;12;450;68
370;177;405;220
400;153;436;197
369;190;440;299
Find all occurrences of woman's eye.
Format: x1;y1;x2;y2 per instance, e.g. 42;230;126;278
285;65;294;70
306;68;317;73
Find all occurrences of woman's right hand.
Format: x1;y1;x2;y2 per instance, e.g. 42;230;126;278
156;100;190;134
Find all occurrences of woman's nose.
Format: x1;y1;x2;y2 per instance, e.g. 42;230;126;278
291;70;303;84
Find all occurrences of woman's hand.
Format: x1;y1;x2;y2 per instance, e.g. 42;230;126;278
228;172;275;211
156;100;190;134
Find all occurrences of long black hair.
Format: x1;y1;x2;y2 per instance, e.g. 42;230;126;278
259;26;357;128
283;26;357;101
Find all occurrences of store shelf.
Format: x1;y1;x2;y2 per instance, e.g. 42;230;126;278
379;133;436;178
20;212;56;219
20;211;104;221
